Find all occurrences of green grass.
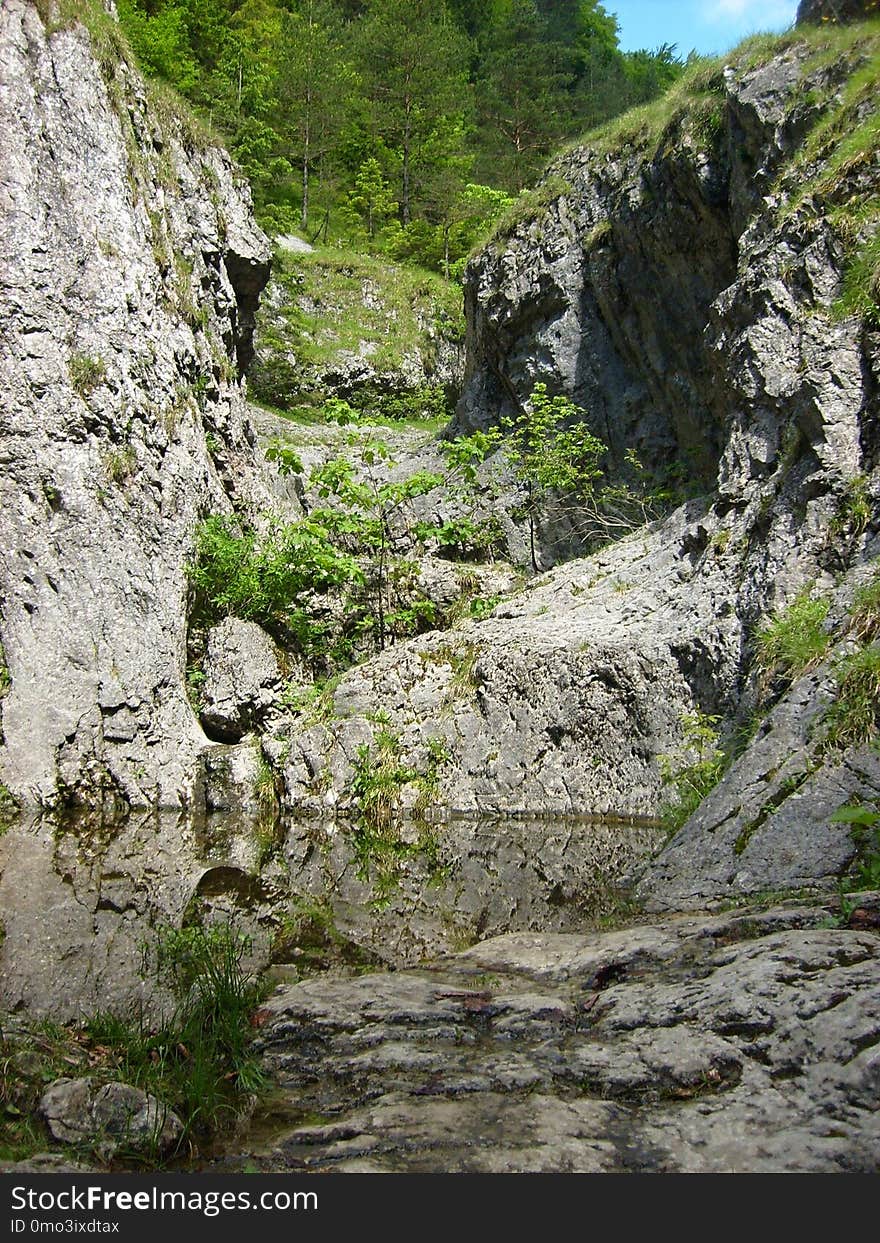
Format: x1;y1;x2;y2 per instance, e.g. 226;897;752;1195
0;924;266;1164
755;590;831;685
830;801;880;890
850;568;880;642
824;643;880;750
658;711;728;834
488;175;573;246
68;353;106;398
252;243;464;413
85;924;267;1153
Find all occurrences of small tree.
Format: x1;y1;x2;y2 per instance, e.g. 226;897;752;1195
503;384;607;570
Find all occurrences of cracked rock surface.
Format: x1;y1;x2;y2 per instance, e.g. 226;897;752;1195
217;901;880;1173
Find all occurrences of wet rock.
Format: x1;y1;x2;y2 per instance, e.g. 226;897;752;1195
40;1078;182;1158
230;901;880;1173
200;618;284;742
0;1153;93;1174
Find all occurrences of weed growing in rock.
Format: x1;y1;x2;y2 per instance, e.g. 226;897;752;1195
103;444;137;484
68;353;106;398
754;590;831;687
659;711;728;834
849;569;880;642
823;643;880;750
830;474;871;539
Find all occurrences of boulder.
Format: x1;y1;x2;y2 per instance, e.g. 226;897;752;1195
39;1078;182;1158
199;617;284;742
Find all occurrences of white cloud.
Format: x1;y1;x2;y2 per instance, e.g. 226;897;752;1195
702;0;799;26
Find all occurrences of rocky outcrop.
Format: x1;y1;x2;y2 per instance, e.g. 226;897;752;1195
798;0;877;23
0;0;278;808
250;246;465;414
199;617;285;742
40;1078;182;1158
223;899;880;1173
456;37;874;505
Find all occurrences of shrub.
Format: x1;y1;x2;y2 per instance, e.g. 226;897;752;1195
755;590;831;685
659;711;728;834
188;514;362;654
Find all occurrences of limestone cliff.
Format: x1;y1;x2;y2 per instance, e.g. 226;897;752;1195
0;0;275;809
265;17;880;909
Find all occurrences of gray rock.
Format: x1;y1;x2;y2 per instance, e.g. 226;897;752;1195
224;901;880;1173
0;0;279;809
40;1078;182;1158
200;618;284;742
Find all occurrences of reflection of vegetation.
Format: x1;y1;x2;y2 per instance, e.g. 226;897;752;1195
1;923;267;1164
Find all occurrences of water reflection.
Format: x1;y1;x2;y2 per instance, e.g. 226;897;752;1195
0;807;663;1017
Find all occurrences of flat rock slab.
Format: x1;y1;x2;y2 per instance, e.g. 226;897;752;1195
220;901;880;1173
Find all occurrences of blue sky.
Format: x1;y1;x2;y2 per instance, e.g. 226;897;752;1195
607;1;800;57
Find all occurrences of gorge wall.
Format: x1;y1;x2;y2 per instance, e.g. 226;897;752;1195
0;1;878;918
266;14;880;909
0;0;277;810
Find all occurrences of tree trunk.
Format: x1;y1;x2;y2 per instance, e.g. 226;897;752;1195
301;149;310;233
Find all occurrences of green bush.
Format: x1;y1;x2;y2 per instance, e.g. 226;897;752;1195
755;590;831;685
188;514;362;654
659;711;728;834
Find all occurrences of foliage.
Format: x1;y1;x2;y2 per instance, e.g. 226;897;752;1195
830;473;872;538
84;923;266;1150
68;353;106;398
501;383;659;570
188;512;362;656
250;244;463;412
850;569;880;643
1;922;267;1162
824;642;880;750
113;0;685;275
830;802;880;890
754;590;831;686
659;711;728;835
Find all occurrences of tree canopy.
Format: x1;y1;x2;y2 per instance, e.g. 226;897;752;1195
118;0;686;274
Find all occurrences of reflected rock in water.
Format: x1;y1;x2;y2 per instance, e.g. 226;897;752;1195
0;805;662;1016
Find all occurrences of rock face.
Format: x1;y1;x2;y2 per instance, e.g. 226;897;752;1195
798;0;877;23
40;1078;182;1158
267;24;880;906
456;38;873;503
199;617;284;742
224;901;880;1173
0;0;277;808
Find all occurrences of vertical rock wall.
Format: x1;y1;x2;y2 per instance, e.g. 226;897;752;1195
0;0;275;808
